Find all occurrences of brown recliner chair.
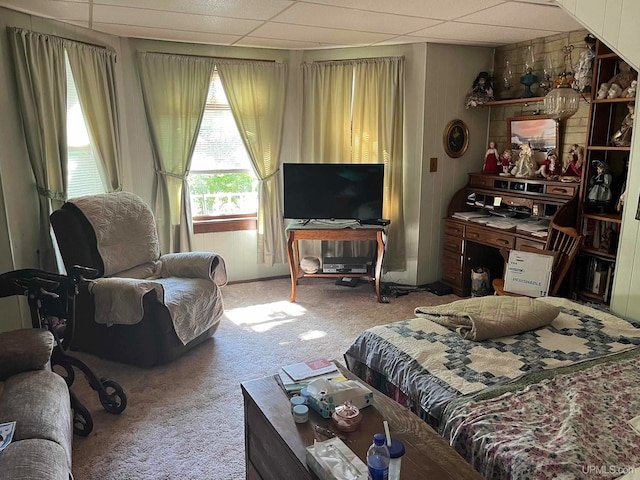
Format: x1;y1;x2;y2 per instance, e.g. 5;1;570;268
50;191;227;367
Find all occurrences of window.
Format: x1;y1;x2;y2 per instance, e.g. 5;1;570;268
189;69;258;233
65;53;106;199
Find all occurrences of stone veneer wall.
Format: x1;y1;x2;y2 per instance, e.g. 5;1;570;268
488;29;591;168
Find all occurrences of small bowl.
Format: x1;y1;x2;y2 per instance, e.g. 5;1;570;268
300;256;320;274
332;402;362;432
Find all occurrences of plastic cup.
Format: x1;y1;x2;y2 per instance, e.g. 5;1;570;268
388;438;405;480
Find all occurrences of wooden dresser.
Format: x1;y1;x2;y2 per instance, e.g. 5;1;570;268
443;173;578;297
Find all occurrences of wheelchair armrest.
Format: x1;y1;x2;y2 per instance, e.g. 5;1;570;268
0;328;55;380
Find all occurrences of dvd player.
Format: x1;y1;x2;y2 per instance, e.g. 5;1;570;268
322;257;369;274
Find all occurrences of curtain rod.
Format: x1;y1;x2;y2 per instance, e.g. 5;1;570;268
10;26;112;51
145;51;277;63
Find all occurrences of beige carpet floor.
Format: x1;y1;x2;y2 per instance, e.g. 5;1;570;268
70;277;459;479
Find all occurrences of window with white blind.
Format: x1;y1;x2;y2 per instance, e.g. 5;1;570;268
65;53;106;199
189;69;258;233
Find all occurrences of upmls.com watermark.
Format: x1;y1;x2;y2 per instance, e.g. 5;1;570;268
582;465;638;476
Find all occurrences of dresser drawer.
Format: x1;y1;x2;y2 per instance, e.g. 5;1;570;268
515;237;545;251
466;225;514;249
443;235;464;254
444;221;465;237
443;249;463;270
545;184;577;197
469;175;495;188
442;264;463;285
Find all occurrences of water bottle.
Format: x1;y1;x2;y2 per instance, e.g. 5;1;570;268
367;433;390;480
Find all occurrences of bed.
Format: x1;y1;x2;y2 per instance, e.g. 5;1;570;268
344;296;640;479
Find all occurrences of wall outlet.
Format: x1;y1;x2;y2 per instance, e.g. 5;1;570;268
430;157;437;172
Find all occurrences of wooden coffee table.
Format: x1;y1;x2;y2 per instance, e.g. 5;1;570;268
241;362;482;480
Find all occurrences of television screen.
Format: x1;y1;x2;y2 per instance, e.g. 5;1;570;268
283;163;384;221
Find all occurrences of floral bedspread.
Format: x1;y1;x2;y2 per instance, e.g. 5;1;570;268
441;350;640;480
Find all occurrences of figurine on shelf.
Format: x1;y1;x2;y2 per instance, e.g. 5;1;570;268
561;143;584;180
499;149;514;176
574;34;596;93
624;79;637;98
511;144;537;178
465;71;494;108
599;60;637;99
597;83;609;99
586;160;613;213
482;141;501;174
535;149;559;179
611;103;634;147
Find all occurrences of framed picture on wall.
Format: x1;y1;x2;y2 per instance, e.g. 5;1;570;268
508;115;558;164
443;119;469;158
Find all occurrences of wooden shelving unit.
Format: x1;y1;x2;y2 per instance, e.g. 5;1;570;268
571;40;636;306
483;96;545;106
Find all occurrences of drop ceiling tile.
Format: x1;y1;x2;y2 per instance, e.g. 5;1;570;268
94;23;242;45
413;21;555;45
458;2;583;32
235;36;335;50
250;22;394;46
98;0;294;20
310;0;504;21
93;4;262;35
0;0;88;21
272;3;441;35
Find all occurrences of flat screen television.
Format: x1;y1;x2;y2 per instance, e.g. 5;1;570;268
283;163;384;221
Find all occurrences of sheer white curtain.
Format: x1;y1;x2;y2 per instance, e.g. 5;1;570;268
137;52;214;253
9;27;67;270
65;42;122;192
353;58;405;270
217;60;288;265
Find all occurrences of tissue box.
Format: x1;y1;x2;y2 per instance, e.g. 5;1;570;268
306;438;368;480
305;379;373;418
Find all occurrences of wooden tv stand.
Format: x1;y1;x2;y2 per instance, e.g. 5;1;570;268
285;222;385;302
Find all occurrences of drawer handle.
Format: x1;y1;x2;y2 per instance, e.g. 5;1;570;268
553;188;568;194
468;232;480;239
497;239;510;245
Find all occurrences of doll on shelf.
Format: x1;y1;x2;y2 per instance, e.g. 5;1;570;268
611;103;634;147
535;149;559;179
499;149;514;176
586;160;613;213
561;144;584;180
510;144;537;178
481;141;501;174
465;72;494;108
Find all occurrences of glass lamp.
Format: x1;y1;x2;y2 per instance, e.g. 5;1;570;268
544;45;581;121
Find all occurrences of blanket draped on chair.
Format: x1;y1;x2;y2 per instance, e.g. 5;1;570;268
70;192;227;345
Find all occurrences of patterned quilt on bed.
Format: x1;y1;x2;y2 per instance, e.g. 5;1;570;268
441;348;640;480
344;297;640;426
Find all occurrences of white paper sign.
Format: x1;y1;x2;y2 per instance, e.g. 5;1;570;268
0;422;16;452
503;250;553;297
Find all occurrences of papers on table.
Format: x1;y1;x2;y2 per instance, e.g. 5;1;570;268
515;217;550;233
452;211;491;221
282;358;338;381
277;360;345;394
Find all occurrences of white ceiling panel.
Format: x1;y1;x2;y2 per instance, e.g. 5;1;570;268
0;0;583;50
93;5;262;35
311;0;505;21
459;2;584;32
272;3;441;35
99;0;295;21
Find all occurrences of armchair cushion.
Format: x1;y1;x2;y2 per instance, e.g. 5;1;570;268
0;329;54;381
70;192;160;275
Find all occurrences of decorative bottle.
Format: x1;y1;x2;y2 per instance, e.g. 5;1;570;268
366;433;390;480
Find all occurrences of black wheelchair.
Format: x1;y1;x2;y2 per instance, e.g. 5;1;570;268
0;267;127;436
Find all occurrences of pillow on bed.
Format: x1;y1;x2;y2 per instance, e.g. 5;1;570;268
414;296;560;341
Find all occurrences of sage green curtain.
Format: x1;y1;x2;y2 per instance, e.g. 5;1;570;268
8;27;67;270
353;57;405;270
301;58;405;269
66;43;122;192
217;60;288;265
301;61;353;259
137;52;214;253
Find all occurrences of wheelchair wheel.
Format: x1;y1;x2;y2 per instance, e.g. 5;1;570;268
73;403;93;436
99;380;127;414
